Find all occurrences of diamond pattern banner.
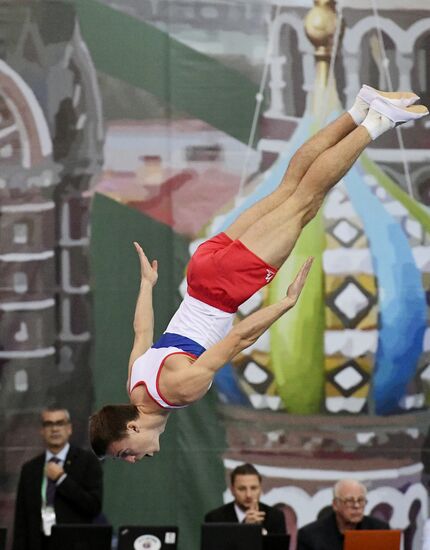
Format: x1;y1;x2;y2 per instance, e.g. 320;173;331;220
323;181;377;413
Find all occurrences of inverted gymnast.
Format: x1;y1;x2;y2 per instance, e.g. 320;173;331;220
89;85;428;462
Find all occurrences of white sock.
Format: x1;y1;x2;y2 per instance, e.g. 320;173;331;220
348;97;369;125
361;108;395;140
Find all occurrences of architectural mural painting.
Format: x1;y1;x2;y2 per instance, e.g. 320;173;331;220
2;1;430;550
0;2;104;539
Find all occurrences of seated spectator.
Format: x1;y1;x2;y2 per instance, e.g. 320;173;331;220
297;479;389;550
204;463;286;535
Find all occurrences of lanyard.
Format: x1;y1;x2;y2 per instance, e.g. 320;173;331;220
41;474;48;507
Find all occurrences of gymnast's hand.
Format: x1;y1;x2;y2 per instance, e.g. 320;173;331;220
285;256;314;306
133;242;158;287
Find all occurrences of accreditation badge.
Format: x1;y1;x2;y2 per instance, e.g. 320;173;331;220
41;505;56;536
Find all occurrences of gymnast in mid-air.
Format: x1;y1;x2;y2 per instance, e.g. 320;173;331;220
89;85;428;462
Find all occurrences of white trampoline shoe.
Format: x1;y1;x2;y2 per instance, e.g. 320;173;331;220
370;97;428;124
348;85;420;125
362;97;428;139
358;85;419;108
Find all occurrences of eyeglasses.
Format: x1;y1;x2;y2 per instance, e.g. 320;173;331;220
336;497;367;507
42;419;70;428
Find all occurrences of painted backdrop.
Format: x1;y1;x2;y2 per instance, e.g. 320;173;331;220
2;2;430;550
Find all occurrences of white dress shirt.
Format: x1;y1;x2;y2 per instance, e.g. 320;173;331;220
234;503;246;523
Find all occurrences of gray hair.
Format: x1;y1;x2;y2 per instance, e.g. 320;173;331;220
333;479;367;499
40;407;71;422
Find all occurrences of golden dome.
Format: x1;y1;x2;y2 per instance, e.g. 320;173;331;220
304;0;337;53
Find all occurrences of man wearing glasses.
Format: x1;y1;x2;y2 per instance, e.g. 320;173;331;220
12;407;103;550
297;479;389;550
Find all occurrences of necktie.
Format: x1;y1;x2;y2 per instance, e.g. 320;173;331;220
46;457;60;506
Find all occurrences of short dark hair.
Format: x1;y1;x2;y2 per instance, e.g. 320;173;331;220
89;404;139;458
230;463;262;485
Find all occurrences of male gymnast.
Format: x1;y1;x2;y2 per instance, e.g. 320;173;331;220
89;85;427;463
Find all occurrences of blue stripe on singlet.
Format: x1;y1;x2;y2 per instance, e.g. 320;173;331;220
152;332;206;357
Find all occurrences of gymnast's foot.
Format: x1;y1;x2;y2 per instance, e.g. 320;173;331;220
361;98;429;140
348;84;420;125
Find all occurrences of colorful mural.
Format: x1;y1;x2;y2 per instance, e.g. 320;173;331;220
2;1;430;550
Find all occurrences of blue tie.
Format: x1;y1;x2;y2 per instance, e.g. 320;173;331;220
46;457;60;506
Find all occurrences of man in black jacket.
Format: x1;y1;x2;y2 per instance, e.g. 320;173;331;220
297;479;390;550
204;463;286;535
12;407;103;550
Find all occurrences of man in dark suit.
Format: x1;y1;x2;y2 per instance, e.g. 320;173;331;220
12;407;103;550
204;463;286;535
297;479;390;550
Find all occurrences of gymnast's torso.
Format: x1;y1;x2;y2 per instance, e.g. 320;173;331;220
128;293;234;409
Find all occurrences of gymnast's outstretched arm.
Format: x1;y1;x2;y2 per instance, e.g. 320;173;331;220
127;243;158;380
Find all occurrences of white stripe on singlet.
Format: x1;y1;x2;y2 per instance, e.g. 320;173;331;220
166;292;234;349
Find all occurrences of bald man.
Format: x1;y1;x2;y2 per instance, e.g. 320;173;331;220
297;479;389;550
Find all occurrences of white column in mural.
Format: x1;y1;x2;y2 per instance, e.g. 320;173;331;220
343;52;361;110
60;201;90;249
266;9;313;117
59;201;90;342
265;10;285;118
267;54;287;117
59;299;90;343
397;52;414;92
300;51;315;96
0;201;56;361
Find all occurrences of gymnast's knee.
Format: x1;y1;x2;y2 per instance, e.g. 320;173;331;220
291;192;323;227
278;175;300;196
302;201;323;225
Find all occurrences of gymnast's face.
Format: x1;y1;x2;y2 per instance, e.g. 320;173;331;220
108;423;161;463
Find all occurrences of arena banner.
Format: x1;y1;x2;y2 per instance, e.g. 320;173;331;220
74;0;260;144
3;1;430;550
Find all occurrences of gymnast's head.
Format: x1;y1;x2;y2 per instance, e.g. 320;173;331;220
89;404;163;463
